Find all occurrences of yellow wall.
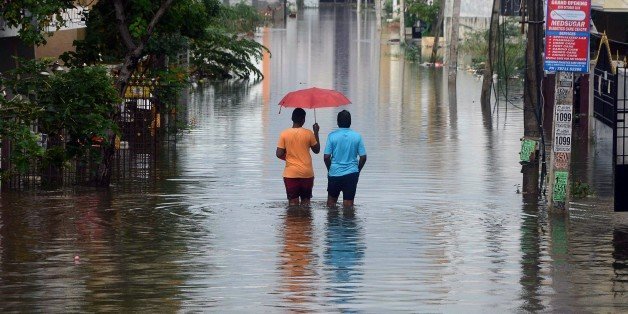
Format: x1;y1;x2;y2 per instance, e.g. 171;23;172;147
34;28;86;60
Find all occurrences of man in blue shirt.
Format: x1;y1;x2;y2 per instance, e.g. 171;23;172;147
324;110;367;208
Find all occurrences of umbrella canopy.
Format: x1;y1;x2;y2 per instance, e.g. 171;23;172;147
278;87;351;110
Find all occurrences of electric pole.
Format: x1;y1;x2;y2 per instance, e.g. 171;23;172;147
521;0;543;195
480;0;500;108
448;0;461;80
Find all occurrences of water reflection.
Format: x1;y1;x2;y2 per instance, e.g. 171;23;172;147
0;190;191;312
279;207;316;309
324;208;364;308
612;228;628;296
518;195;545;312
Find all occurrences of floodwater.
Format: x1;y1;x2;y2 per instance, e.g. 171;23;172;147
1;6;627;313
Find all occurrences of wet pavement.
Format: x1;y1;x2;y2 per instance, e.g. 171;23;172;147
1;6;627;313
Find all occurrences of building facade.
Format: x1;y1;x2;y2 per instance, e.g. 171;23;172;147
0;4;91;72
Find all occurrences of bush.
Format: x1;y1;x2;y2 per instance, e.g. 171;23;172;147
0;61;120;177
459;18;525;79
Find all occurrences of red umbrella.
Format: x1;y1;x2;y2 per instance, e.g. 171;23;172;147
278;87;351;122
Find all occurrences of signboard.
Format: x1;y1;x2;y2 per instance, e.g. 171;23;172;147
544;0;591;73
553;171;569;202
554;104;573;152
124;85;152;99
520;138;537;162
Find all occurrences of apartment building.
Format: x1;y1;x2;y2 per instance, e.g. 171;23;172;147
0;3;94;72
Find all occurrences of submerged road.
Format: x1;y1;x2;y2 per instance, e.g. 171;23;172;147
1;6;626;312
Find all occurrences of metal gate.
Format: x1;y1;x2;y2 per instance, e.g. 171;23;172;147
593;34;628;212
615;66;628;212
0;77;179;190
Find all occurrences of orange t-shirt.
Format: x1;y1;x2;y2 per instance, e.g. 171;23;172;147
277;127;318;178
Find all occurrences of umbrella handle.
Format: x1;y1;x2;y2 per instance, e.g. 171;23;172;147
314;108;316;123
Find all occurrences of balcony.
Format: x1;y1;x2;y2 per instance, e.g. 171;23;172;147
0;6;88;39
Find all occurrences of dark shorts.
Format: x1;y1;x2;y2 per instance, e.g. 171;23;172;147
284;177;314;200
327;172;360;201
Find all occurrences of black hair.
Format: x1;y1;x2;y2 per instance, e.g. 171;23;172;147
337;110;351;128
292;108;306;124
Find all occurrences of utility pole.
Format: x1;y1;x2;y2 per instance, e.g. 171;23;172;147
375;0;382;31
544;0;591;209
430;0;445;63
521;0;543;195
284;0;287;26
399;0;406;44
448;0;461;80
480;0;500;108
547;72;574;209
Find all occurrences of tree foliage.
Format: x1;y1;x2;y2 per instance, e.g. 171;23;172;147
406;0;440;34
0;60;120;176
191;29;267;80
60;0;267;81
460;19;525;78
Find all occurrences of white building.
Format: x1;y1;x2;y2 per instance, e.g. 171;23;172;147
443;0;493;61
0;5;90;72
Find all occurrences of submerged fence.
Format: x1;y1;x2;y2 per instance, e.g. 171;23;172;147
0;77;180;190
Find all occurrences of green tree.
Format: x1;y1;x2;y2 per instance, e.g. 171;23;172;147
2;0;268;186
460;19;525;79
0;60;119;182
406;0;440;34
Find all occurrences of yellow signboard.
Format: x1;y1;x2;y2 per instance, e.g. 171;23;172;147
124;86;152;99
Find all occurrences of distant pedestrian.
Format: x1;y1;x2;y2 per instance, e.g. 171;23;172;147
276;108;320;206
324;110;367;208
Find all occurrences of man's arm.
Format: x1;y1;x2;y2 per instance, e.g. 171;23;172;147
324;154;332;171
276;147;286;160
311;123;320;154
357;135;367;172
358;155;367;172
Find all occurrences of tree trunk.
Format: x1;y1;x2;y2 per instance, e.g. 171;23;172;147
480;0;500;108
448;0;461;80
522;0;544;195
399;0;405;44
430;0;445;63
92;0;175;187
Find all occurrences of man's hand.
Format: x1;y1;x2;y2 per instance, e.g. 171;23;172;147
276;147;286;160
311;123;320;154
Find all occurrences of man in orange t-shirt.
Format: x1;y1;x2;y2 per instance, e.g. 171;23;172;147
276;108;320;205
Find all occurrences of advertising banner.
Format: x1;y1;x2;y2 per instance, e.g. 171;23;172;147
544;0;591;73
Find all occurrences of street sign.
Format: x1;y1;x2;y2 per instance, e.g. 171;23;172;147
544;0;591;73
554;104;573;153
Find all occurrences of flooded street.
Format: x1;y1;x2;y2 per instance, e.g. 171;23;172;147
1;7;627;312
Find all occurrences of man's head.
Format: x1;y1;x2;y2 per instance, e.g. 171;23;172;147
292;108;306;125
337;110;351;128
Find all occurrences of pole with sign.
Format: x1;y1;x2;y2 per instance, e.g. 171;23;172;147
544;0;591;210
547;72;575;209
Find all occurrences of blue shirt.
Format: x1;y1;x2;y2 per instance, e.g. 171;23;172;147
324;128;366;177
